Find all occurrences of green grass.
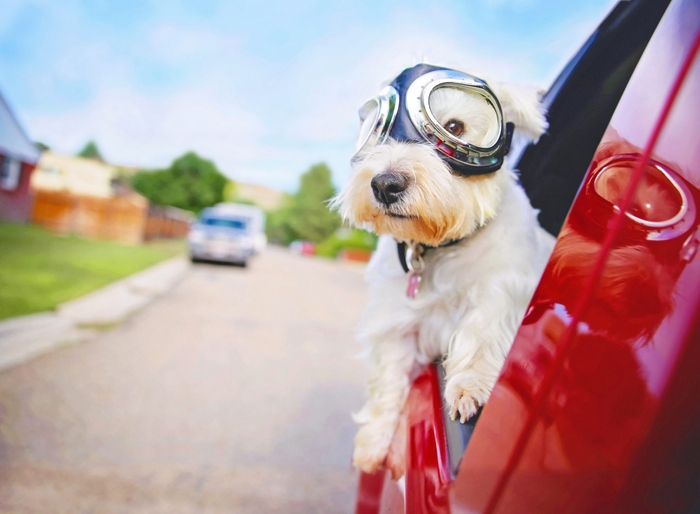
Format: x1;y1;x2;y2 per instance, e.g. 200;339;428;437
0;223;185;321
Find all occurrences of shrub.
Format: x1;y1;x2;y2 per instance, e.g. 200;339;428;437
315;227;377;258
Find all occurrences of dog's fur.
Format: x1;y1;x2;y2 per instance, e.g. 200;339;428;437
332;72;555;476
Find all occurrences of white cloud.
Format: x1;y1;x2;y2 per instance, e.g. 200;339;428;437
6;0;617;194
146;24;242;65
27;85;266;170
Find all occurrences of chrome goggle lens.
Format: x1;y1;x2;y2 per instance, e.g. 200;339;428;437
355;99;379;152
593;157;691;228
407;70;506;168
354;85;399;154
425;85;501;148
351;68;509;174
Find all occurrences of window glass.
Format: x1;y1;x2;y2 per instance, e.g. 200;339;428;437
202;217;248;230
0;156;21;190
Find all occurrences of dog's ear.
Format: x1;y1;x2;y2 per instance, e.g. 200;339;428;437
489;81;548;144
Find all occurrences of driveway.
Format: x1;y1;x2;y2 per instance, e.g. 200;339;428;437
0;247;370;513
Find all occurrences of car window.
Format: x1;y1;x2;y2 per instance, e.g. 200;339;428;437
516;0;672;236
202;217;248;230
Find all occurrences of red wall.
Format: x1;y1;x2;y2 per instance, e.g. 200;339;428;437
0;155;36;223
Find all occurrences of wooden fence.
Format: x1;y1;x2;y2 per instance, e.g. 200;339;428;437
31;190;192;244
143;205;193;241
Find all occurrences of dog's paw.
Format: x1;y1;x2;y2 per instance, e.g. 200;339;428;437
385;411;407;480
444;373;491;423
353;432;389;474
353;418;397;474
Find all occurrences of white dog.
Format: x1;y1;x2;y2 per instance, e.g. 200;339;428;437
332;64;555;476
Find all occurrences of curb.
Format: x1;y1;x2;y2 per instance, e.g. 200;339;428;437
58;256;189;325
0;256;189;371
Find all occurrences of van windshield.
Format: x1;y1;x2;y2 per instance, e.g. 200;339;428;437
202;217;248;231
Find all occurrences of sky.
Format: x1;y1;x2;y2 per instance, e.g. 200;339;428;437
0;0;616;192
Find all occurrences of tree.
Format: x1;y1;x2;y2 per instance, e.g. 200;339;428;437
266;163;341;244
131;152;227;213
223;181;238;202
77;141;104;161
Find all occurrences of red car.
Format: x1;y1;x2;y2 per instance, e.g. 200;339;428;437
356;0;700;512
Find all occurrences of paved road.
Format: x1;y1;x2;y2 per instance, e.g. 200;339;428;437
0;248;370;513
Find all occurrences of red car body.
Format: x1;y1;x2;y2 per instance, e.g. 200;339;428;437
356;1;700;512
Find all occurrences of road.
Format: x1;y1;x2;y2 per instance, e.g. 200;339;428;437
0;247;370;513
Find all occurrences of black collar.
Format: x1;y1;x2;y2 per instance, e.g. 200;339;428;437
396;238;462;273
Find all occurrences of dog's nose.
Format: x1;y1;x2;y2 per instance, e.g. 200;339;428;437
371;173;409;206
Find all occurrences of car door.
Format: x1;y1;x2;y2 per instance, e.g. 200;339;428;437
453;1;700;512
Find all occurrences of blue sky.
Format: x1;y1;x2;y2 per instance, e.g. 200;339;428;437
0;0;615;191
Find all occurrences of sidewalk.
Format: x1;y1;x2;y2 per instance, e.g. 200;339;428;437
0;256;189;371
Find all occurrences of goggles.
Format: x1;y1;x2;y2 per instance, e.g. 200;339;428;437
353;64;514;176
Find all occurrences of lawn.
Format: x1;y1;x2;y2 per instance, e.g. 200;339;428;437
0;223;185;321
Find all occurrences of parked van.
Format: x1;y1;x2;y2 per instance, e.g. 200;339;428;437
188;203;266;266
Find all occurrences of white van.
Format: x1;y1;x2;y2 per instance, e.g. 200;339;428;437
187;203;267;266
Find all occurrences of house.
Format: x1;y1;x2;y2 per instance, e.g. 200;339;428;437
31;151;118;198
30;152;193;244
30;153;148;243
0;90;41;222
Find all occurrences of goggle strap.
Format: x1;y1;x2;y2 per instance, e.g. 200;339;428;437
504;122;515;156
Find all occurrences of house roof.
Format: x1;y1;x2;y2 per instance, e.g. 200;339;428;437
0;90;40;164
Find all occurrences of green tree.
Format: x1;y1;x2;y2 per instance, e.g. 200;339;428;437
223;181;238;202
265;194;296;244
131;152;227;213
77;141;104;161
266;163;341;244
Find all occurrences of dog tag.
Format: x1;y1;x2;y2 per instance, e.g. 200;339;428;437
406;272;421;299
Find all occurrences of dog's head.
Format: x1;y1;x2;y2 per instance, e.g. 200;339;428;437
332;65;548;246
